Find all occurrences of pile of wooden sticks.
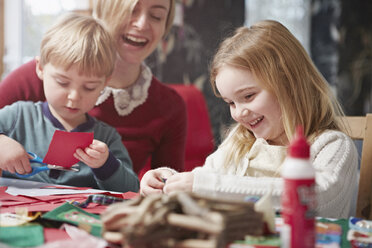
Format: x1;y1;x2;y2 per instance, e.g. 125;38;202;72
102;192;264;248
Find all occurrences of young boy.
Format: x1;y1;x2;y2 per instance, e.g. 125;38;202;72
0;13;139;193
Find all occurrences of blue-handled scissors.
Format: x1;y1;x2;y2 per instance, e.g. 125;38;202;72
15;152;79;178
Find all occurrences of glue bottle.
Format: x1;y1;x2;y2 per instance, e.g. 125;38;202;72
281;126;316;248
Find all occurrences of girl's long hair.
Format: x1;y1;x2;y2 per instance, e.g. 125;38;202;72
210;20;345;167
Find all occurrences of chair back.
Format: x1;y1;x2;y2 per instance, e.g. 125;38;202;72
138;84;215;180
341;114;372;220
169;84;215;171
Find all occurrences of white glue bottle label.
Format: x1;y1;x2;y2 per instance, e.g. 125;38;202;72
281;126;316;248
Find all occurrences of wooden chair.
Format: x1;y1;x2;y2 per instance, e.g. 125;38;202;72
341;114;372;220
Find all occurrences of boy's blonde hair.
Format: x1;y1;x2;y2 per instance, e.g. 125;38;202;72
92;0;175;39
40;13;116;78
210;20;345;166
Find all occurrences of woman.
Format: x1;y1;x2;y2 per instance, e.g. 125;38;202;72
0;0;187;177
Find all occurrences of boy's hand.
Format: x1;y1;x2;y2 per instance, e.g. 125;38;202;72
74;139;109;169
163;172;194;194
140;169;174;196
0;135;31;174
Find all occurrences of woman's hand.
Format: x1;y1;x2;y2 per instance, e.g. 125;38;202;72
74;139;109;168
140;168;175;196
163;172;194;194
0;135;31;174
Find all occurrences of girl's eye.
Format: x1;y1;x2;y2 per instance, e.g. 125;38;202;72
227;101;235;106
245;93;254;100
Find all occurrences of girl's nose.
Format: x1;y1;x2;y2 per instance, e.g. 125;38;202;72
237;106;249;118
241;109;249;116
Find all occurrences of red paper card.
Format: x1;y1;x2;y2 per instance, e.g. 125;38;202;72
43;130;93;167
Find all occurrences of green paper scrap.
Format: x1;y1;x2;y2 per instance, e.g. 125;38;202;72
0;224;44;247
318;218;350;248
42;202;102;237
232;234;281;247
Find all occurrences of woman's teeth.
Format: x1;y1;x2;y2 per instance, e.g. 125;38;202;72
124;35;147;46
126;35;146;43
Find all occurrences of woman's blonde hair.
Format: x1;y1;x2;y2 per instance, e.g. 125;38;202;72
40;13;116;78
92;0;175;39
210;20;345;166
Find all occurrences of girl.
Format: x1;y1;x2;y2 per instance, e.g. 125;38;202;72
0;0;186;177
140;20;358;218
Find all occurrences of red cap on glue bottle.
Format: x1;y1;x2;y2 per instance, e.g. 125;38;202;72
289;126;310;159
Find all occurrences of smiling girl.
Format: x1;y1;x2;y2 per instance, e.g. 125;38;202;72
140;20;358;219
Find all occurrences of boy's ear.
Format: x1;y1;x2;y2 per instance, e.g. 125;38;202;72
35;56;44;80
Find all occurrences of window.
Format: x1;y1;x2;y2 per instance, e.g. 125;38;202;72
2;0;90;79
245;0;311;53
0;0;4;78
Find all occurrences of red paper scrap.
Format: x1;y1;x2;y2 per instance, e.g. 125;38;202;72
43;130;94;167
41;185;92;190
43;227;72;243
0;185;139;214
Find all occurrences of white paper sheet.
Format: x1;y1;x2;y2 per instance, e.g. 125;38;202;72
0;178;109;196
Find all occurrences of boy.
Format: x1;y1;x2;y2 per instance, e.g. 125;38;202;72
0;13;139;192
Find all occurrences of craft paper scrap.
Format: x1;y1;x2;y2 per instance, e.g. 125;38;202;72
43;130;93;167
0;224;44;247
42;202;102;237
5;185;105;196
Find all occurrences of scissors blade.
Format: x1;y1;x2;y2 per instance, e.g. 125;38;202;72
47;164;79;172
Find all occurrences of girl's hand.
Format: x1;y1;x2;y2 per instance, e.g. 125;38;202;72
0;135;31;174
163;172;194;194
140;168;175;196
74;139;109;168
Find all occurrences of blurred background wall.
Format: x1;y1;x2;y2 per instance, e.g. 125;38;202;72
1;0;372;148
149;0;372;146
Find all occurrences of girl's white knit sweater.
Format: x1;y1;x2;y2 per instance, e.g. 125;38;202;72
192;130;358;219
